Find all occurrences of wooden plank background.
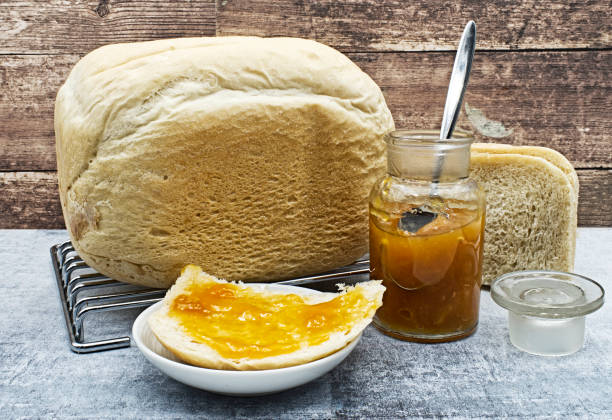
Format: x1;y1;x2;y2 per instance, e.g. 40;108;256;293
1;0;611;228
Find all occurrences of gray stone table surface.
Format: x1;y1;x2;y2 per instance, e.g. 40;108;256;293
1;229;611;419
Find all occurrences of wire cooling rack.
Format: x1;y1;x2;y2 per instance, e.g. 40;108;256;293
51;241;370;354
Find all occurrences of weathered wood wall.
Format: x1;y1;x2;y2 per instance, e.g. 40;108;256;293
1;1;611;228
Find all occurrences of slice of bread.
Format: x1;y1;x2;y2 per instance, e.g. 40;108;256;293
54;37;394;288
148;265;385;370
470;143;578;284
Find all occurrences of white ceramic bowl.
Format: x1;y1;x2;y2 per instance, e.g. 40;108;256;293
132;284;362;396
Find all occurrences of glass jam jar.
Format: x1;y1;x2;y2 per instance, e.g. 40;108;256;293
369;129;485;342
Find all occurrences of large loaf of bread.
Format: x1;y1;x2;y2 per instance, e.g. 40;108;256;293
54;37;395;288
470;143;578;284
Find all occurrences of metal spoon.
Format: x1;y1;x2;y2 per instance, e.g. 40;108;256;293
399;21;477;233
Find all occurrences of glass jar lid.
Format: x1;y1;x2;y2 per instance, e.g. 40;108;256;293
491;270;604;319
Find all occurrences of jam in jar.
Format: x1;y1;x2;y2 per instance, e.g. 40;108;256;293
369;130;485;342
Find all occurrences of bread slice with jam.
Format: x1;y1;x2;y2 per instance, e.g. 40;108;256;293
149;265;385;370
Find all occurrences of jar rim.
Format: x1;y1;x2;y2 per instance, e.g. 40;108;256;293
386;129;473;146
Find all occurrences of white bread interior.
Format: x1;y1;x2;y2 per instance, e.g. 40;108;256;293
148;265;385;370
470;143;578;284
54;37;395;288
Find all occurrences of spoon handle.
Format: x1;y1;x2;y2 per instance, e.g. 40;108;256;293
440;21;476;140
432;21;476;187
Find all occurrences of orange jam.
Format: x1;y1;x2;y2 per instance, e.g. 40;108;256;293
168;281;376;359
370;206;484;342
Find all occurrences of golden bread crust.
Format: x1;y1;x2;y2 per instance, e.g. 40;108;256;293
55;37;395;287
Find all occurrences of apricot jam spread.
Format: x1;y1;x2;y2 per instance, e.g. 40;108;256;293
168;270;379;359
370;206;484;342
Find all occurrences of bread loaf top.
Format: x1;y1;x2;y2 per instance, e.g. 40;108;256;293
55;37;394;288
55;37;392;196
472;143;578;197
